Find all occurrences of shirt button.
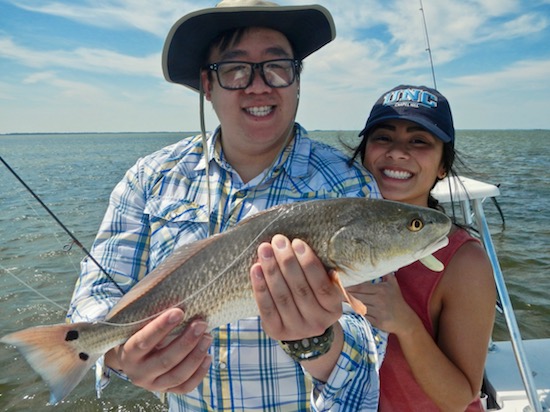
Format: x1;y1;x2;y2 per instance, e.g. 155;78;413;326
219;362;227;369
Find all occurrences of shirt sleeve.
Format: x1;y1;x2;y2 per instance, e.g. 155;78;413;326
65;160;152;393
66;160;151;324
308;311;388;411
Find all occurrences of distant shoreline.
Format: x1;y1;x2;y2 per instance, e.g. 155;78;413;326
0;131;196;136
1;129;549;136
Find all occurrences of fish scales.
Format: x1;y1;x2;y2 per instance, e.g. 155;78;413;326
103;199;361;330
102;197;436;332
1;197;452;403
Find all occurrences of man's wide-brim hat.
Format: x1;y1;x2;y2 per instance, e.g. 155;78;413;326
162;0;336;92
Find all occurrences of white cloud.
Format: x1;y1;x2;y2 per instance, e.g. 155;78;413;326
8;0;199;36
22;71;107;100
449;59;550;91
444;58;550;129
478;13;549;42
0;36;161;77
314;0;549;67
2;0;550;132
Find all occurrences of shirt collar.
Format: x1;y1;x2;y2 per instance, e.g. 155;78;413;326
281;123;311;178
193;123;312;179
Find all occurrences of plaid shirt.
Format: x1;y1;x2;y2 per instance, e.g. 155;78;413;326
67;124;387;411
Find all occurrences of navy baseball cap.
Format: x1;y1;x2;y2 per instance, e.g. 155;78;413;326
359;85;455;143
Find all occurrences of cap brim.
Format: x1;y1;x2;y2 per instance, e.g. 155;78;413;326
163;5;335;92
359;115;453;143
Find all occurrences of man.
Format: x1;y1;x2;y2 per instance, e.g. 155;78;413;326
67;1;384;410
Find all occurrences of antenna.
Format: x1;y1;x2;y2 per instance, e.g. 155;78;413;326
419;0;437;89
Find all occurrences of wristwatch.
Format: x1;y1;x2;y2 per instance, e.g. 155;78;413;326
279;325;334;362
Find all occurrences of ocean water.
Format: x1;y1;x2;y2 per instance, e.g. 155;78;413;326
0;130;548;411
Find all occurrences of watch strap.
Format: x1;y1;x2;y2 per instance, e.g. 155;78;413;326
279;325;334;362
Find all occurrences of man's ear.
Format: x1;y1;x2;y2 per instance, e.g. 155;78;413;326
201;70;212;101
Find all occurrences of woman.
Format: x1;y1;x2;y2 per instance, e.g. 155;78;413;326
347;85;496;411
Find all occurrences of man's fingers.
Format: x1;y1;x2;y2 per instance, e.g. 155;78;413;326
167;356;213;394
154;332;213;391
129;319;211;390
268;235;317;307
257;239;295;310
250;257;284;335
291;238;341;311
126;308;184;356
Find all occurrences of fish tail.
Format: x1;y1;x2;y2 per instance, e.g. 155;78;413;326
1;323;101;404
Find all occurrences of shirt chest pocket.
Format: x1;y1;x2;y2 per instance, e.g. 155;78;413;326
144;197;209;264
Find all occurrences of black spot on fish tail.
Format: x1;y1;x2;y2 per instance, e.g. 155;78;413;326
65;330;79;341
79;352;89;361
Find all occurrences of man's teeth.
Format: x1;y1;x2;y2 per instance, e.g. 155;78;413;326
383;169;412;179
246;106;273;117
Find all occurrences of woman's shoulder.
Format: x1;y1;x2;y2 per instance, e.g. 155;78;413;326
448;228;487;264
443;229;495;289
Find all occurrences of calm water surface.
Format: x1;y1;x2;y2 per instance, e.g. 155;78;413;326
0;130;549;411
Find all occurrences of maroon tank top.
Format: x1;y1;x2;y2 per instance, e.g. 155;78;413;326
379;229;484;412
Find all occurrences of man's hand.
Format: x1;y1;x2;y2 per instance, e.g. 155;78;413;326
249;234;342;341
105;308;212;394
249;234;346;381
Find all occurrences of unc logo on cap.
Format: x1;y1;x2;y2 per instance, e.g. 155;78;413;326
359;84;455;143
383;88;438;109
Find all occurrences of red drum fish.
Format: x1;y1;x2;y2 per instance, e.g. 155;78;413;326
1;197;451;404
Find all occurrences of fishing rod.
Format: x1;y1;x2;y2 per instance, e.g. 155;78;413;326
0;154;125;295
419;0;437;90
418;3;508;230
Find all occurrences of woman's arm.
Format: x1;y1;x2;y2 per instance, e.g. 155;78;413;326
349;241;495;411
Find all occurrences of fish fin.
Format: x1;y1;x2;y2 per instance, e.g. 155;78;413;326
419;254;445;272
329;271;367;316
1;323;101;404
106;235;222;320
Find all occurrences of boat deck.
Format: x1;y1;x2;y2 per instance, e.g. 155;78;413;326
485;339;550;411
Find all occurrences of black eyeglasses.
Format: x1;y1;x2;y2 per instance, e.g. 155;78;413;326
205;59;300;90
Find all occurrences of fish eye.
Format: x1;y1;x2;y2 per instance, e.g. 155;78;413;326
408;218;424;232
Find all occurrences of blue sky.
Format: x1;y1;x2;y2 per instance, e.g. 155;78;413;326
1;0;549;133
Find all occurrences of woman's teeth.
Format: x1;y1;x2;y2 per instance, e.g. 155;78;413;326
383;169;412;180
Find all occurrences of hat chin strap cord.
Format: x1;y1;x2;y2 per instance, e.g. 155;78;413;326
197;74;300;236
198;79;213;235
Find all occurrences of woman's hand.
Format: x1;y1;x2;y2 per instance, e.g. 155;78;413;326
347;274;417;335
105;308;212;394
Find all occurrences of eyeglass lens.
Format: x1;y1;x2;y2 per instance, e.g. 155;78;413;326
214;59;296;90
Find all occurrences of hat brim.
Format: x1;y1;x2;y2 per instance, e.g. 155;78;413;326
162;5;335;92
359;115;453;143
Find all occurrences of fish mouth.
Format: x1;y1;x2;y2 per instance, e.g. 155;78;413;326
414;233;450;261
244;105;274;117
